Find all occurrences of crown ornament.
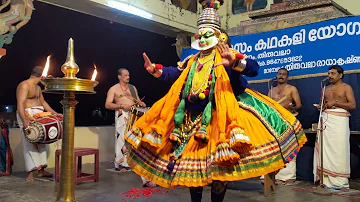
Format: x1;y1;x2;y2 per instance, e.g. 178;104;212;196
199;0;224;9
191;1;225;50
197;0;224;31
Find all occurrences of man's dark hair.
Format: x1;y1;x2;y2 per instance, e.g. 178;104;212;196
31;66;43;77
278;67;289;76
117;68;128;75
329;65;344;78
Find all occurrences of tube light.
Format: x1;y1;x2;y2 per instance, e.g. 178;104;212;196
107;0;152;20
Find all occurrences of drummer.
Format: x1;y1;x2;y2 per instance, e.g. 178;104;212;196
105;68;146;172
268;68;302;115
16;66;58;181
267;67;302;185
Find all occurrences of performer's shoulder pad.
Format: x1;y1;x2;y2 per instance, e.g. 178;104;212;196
177;54;193;71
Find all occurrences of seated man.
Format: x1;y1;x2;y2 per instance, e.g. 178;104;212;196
16;66;58;181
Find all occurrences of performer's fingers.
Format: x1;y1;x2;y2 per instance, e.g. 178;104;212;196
143;53;151;65
221;43;228;54
224;44;230;51
218;42;225;53
143;52;150;62
146;67;154;74
217;43;222;51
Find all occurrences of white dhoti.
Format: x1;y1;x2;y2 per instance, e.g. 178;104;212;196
313;108;350;189
115;110;130;169
16;106;48;172
275;158;296;182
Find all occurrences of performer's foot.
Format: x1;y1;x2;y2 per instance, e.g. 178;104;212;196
143;181;157;188
115;167;127;172
38;169;53;178
26;172;34;182
115;166;131;172
259;175;264;184
122;148;128;153
339;188;350;192
284;179;295;185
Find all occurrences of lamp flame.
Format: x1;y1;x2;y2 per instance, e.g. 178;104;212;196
42;55;51;77
91;64;98;81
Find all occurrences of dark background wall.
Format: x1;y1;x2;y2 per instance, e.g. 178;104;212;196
0;1;178;126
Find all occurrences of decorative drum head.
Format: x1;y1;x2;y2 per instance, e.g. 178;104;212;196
25;122;44;142
48;126;58;139
135;107;149;113
24;114;63;144
132;107;149;117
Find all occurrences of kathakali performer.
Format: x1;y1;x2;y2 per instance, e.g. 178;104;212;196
125;1;307;201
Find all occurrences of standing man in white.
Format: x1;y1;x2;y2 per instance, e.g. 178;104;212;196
105;68;146;172
314;65;356;190
16;66;57;181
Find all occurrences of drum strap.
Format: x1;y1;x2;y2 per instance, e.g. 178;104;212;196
24;111;36;121
129;84;137;101
23;108;44;122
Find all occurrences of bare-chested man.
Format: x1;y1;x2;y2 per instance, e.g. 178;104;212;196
268;68;302;115
16;66;57;181
105;68;146;172
267;67;302;185
313;65;356;190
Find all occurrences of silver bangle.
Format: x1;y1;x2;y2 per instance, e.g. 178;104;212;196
233;59;247;72
152;69;163;77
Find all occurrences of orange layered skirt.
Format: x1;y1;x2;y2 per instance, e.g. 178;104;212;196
125;53;306;188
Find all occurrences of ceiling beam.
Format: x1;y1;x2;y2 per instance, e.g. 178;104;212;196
37;0;192;38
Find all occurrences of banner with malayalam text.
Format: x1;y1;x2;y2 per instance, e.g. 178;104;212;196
181;16;360;83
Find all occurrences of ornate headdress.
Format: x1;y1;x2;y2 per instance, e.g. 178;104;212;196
198;0;223;31
191;0;226;50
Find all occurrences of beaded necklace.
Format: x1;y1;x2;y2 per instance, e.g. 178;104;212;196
191;52;214;95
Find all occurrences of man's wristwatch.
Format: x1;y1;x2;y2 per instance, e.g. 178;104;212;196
120;104;123;109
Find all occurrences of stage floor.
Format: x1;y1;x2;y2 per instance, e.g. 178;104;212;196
0;162;359;202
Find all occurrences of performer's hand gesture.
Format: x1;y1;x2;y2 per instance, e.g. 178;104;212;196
217;42;235;67
143;52;162;78
143;53;154;74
